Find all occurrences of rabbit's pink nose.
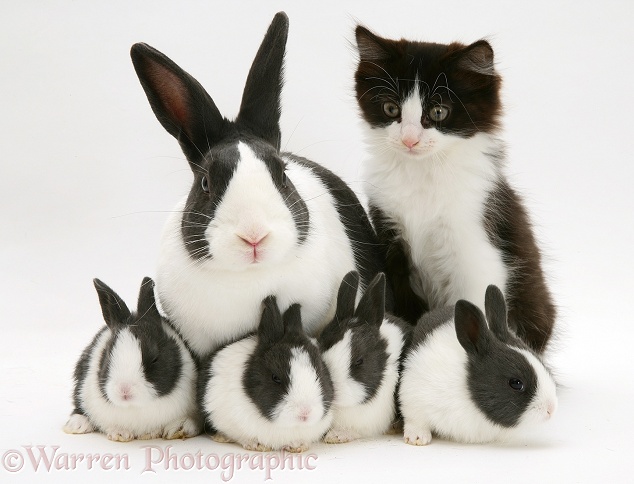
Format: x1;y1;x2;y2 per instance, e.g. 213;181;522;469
298;407;311;422
119;384;133;400
238;233;268;247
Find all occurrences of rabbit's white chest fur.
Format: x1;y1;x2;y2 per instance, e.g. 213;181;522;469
156;151;357;357
363;131;507;310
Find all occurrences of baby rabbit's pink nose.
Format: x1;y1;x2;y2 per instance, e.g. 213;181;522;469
298;407;311;422
119;384;133;401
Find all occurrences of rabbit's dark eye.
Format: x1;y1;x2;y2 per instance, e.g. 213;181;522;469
272;374;281;384
201;176;210;193
281;172;288;189
353;357;364;367
509;378;524;391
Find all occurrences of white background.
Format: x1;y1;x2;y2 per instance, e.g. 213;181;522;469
2;1;633;482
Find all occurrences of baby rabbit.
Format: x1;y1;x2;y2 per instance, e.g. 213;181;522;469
63;278;199;442
319;271;411;443
198;296;333;452
400;285;557;445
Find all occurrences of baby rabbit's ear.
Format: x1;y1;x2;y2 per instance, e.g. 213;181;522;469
335;271;360;325
354;272;386;327
236;12;289;151
130;42;225;163
136;277;161;321
454;299;491;355
282;303;303;335
258;296;285;347
93;278;130;330
484;285;510;342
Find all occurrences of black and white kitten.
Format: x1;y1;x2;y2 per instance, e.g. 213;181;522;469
354;26;555;353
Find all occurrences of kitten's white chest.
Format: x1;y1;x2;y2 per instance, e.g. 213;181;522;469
363;133;508;310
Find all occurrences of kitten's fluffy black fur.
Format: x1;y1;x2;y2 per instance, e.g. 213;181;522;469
354;26;555;353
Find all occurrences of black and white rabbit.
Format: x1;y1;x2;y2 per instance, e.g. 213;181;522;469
130;12;386;359
399;285;557;445
63;278;200;442
198;296;333;452
318;271;411;443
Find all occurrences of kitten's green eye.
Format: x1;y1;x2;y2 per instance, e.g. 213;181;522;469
383;102;400;118
429;105;450;122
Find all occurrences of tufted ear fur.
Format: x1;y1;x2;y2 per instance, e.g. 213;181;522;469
355;25;395;62
450;39;495;76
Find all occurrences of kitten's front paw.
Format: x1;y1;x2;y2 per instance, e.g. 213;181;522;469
107;429;135;442
323;428;358;444
63;413;94;434
403;425;432;446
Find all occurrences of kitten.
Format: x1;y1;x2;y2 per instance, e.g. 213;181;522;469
354;26;555;353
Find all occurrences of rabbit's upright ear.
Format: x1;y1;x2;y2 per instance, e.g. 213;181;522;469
258;296;285;347
484;285;510;342
335;271;360;325
93;279;131;330
130;43;226;163
236;12;289;150
137;277;161;322
354;272;386;328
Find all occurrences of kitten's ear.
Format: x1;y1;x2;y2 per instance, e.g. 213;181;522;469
355;26;393;61
453;40;496;76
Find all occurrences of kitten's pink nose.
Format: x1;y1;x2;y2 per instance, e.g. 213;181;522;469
402;138;419;149
401;124;421;149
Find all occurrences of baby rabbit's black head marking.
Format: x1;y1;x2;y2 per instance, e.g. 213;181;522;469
320;272;388;403
94;278;182;402
455;287;539;427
